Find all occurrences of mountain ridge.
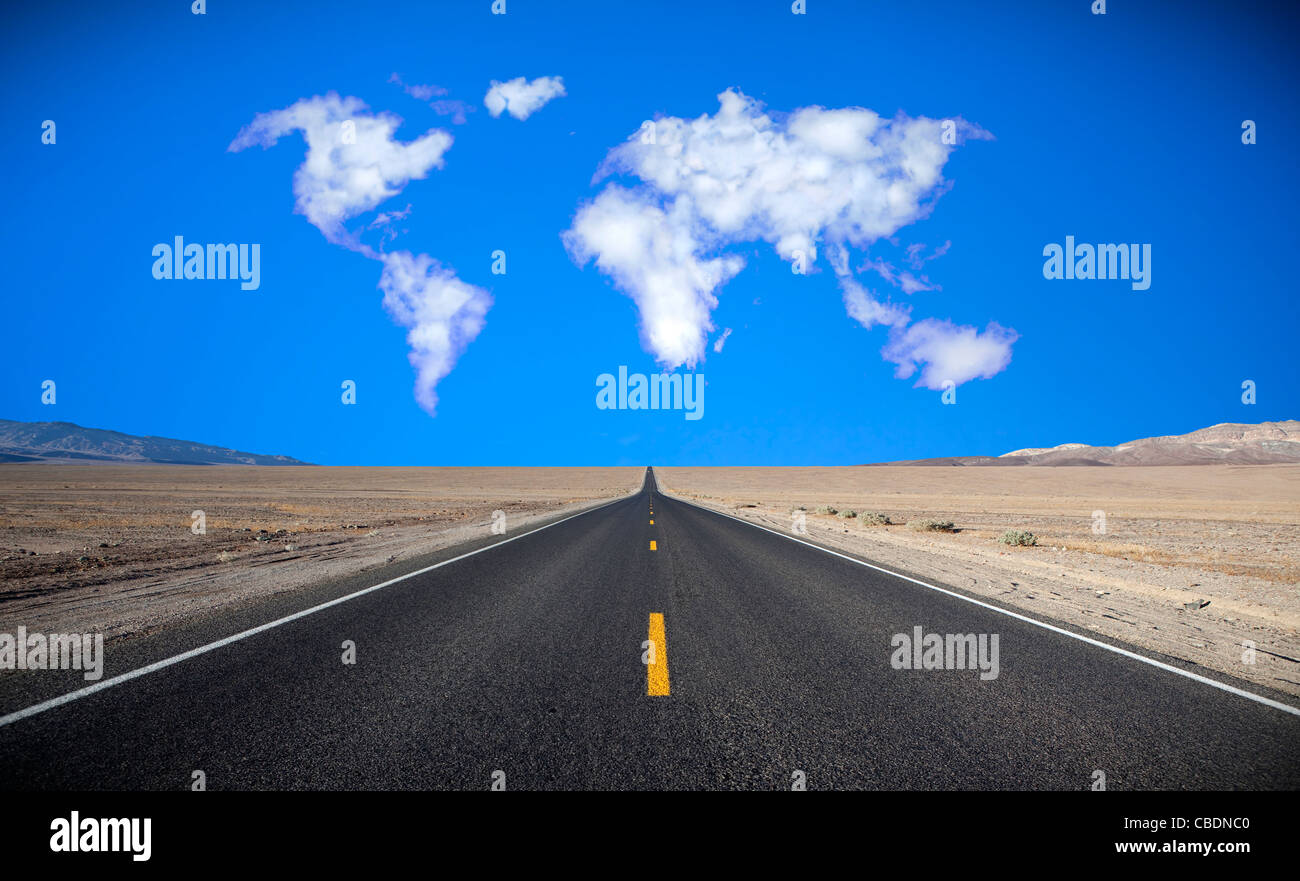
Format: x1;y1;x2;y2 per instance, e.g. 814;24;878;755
878;420;1300;466
0;419;311;465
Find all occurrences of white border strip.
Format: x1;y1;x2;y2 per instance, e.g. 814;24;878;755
0;493;635;729
664;491;1300;718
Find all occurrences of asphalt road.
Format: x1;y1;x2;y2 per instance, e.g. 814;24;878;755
1;467;1297;790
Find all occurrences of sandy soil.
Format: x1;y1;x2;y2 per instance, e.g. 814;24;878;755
655;465;1300;698
0;465;641;641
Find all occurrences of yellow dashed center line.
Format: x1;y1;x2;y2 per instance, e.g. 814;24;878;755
649;519;654;524
647;613;669;696
649;540;657;550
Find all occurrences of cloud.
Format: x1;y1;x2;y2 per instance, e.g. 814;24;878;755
841;278;911;330
882;320;1018;389
905;240;950;269
429;99;474;124
828;244;909;329
713;328;732;353
229;92;452;253
564;88;1011;385
564;186;743;365
389;74;474;124
378;251;492;413
484;76;566;120
389;73;446;102
861;256;939;294
231;94;489;414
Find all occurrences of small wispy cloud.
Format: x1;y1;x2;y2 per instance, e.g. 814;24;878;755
429;99;474;124
713;327;733;353
389;73;446;102
861;256;940;295
484;75;566;120
841;278;911;330
389;73;474;124
905;240;950;270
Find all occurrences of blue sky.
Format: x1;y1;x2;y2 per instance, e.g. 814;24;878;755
2;0;1296;465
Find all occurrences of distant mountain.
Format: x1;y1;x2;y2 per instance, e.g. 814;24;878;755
0;420;311;465
881;421;1300;466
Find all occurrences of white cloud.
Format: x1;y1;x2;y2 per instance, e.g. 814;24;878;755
231;94;488;414
388;74;473;124
713;327;732;352
428;99;474;125
905;240;950;269
378;252;492;413
389;73;446;102
563;186;742;366
862;256;939;294
484;76;566;120
564;88;1012;385
229;93;452;253
828;244;909;330
882;320;1018;389
841;278;910;330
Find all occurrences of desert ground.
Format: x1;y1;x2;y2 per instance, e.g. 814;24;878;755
3;462;1297;700
655;465;1300;698
0;465;642;640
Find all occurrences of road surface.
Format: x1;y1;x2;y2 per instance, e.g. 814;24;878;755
1;467;1296;789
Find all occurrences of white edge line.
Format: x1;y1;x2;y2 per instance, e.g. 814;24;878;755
0;491;638;729
663;490;1300;719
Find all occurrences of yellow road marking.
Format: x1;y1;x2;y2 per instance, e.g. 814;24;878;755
647;613;669;696
649;540;657;550
650;519;654;524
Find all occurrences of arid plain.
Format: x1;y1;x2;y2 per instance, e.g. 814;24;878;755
1;462;1297;699
656;465;1300;697
0;465;642;640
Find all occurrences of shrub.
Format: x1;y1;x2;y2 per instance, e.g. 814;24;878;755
908;518;956;532
838;509;856;518
815;505;837;515
999;530;1039;547
858;511;891;526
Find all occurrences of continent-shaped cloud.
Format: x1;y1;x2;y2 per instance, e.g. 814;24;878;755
230;93;490;413
229;93;452;252
564;89;1014;388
